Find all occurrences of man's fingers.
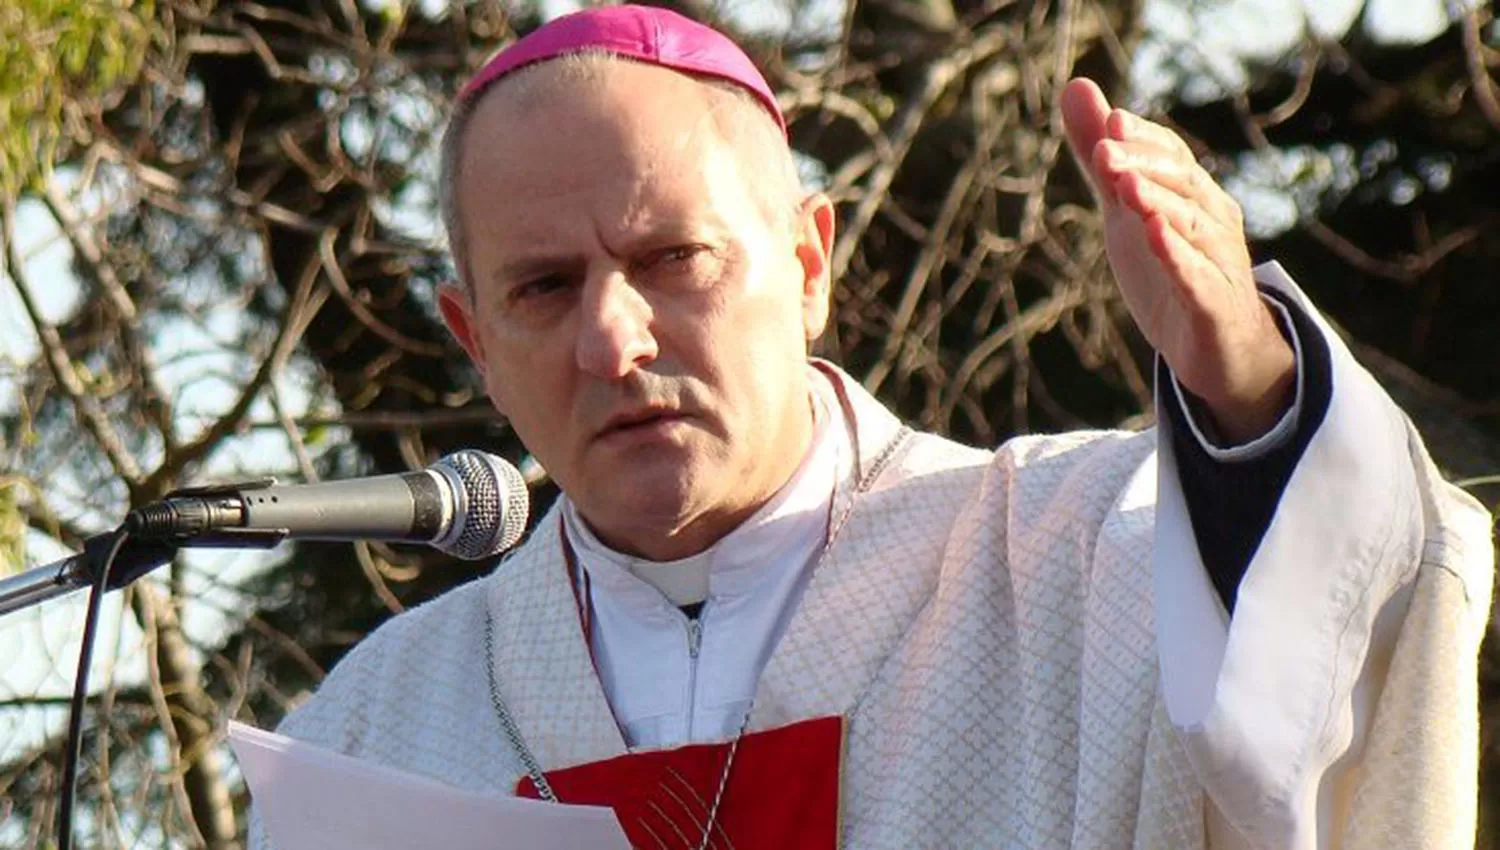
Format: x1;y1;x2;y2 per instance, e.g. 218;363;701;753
1061;78;1113;197
1118;173;1248;292
1139;209;1232;311
1093;139;1243;232
1104;109;1195;162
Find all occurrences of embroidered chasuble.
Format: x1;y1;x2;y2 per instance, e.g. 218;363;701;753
249;266;1494;850
516;715;844;849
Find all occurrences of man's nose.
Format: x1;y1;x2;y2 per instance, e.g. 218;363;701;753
575;272;659;378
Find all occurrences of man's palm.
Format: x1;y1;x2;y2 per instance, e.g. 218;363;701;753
1060;78;1294;443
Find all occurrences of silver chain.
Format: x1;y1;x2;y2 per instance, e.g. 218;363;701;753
484;612;558;802
485;424;914;845
696;711;749;850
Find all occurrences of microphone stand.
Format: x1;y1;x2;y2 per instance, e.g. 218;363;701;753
1;484;292;850
0;533;179;617
0;480;293;619
0;531;291;617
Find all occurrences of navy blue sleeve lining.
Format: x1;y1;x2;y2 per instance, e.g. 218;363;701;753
1158;289;1335;614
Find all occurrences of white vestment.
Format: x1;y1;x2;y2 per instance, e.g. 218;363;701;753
249;267;1493;849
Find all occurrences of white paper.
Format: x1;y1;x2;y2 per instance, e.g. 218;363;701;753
229;721;631;850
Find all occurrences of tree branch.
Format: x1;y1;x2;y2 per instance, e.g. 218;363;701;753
830;24;1014;282
864;118;1000;393
1461;4;1500;133
1;201;144;488
135;582;236;848
318;227;447;357
40;182;178;450
268;404;501;432
139;248;330;499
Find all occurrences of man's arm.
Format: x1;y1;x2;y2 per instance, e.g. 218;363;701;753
1061;79;1493;849
1161;285;1333;613
1151;263;1493;849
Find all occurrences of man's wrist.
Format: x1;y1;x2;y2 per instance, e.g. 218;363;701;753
1198;347;1296;445
1166;292;1305;458
1193;305;1298;445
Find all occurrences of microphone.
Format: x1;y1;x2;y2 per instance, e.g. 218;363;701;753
124;450;530;560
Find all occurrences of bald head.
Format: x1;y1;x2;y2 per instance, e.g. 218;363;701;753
439;53;803;296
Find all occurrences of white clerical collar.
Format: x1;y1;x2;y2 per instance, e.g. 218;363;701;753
563;370;843;610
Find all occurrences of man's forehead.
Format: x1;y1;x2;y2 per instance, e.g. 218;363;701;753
474;56;713;122
458;77;744;249
462;61;733;191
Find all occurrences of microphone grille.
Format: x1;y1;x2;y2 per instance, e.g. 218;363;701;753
436;450;530;560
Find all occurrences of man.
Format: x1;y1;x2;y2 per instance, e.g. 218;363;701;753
249;6;1493;849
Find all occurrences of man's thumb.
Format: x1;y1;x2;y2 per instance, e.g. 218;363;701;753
1061;78;1112;197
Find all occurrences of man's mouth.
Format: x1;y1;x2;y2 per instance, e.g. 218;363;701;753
598;408;688;439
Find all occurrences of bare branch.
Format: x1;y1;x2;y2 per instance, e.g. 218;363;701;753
318;228;448;358
259;404;501;432
1255;40;1320;129
1460;3;1500;132
39;182;178;449
830;24;1014;282
1;201;144;487
1301;219;1482;286
139;248;331;499
940;287;1092;424
135;583;235;847
865;118;1001;393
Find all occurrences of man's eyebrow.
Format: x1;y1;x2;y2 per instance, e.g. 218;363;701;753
624;220;730;250
492;255;580;283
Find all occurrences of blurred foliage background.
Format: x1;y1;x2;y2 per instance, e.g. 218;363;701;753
0;0;1496;846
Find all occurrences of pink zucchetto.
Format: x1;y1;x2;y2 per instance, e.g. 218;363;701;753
456;4;786;134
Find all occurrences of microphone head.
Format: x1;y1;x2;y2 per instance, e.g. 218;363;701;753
432;450;530;559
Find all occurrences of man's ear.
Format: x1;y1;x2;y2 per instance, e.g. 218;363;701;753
437;282;487;377
795;192;836;341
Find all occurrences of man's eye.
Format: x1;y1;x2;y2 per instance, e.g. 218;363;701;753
513;274;568;301
636;244;726;291
640;244;709;270
644;245;717;278
662;246;701;264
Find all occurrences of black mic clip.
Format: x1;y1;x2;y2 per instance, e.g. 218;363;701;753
125;479;289;550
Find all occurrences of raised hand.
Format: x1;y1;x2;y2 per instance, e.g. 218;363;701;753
1061;78;1295;444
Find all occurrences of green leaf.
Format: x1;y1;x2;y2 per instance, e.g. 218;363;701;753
0;0;154;199
0;479;25;575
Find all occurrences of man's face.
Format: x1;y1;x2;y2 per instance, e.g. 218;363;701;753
439;61;834;560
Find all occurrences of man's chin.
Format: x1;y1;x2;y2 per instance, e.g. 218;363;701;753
600;480;698;526
573;468;747;553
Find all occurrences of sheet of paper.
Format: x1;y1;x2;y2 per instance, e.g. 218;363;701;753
229;721;631;850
